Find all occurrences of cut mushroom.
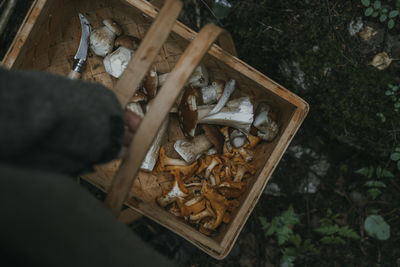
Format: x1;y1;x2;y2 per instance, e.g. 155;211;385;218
174;134;213;163
141;117;169;171
200;80;225;105
114;35;140;50
103;46;134;78
201;124;224;154
230;129;246;148
90;19;122;57
253;102;279;141
198;97;254;134
158;146;188;167
207;79;236;115
187;64;209;88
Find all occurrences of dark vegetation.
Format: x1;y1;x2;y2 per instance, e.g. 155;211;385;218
1;0;400;266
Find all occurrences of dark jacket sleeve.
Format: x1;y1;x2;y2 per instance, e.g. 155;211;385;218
0;67;125;174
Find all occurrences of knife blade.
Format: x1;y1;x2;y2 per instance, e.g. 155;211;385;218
68;13;92;79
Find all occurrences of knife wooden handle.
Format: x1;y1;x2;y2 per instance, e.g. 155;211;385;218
68;70;81;79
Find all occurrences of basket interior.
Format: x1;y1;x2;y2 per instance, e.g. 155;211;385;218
8;0;298;257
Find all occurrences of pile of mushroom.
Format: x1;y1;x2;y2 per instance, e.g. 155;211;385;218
90;20;281;235
89;18;141;78
147;65;281;236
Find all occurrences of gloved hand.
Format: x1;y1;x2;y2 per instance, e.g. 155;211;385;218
0;67;141;174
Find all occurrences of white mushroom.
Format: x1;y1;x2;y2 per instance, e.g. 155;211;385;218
89;19;122;57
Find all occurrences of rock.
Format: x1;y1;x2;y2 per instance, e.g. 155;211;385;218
263;182;282;196
348;17;363;36
298;172;320;194
310;157;330;177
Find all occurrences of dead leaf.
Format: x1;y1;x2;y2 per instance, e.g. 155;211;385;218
371;52;392;70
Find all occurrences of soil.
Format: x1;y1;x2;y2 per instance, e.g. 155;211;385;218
2;0;400;266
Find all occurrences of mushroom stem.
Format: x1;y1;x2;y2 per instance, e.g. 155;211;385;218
205;157;222;178
253;102;279;141
198;97;254;134
207;79;236;115
233;165;248;182
140;117;169;171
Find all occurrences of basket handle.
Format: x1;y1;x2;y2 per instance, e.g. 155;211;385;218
105;24;237;216
113;0;183;107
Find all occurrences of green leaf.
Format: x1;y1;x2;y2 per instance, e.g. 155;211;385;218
380;14;387;22
382;8;388;13
396;147;400;152
364;215;390;240
388;19;395;29
364;180;386;188
314;225;340;235
385;90;393;95
277;226;292;245
361;0;371;6
381;169;394;178
288;233;302;248
372;11;379;17
365;7;374;16
374;0;381;8
355;167;370;177
259;216;269;230
395;102;400;108
367;188;382;200
280;205;300;225
391;152;400;161
389;10;400;18
338;226;360;239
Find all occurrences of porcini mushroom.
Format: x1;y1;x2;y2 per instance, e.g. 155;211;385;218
201;124;224;155
103;34;140;78
187;63;209;88
90;19;122;57
230;129;246;148
178;86;199;137
158;146;188;167
140;117;169;171
143;66;158;99
200;80;225;105
198;97;254;134
253;102;279;141
126;91;147;118
174;134;213;163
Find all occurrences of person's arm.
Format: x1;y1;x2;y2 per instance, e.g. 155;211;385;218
0;67;125;174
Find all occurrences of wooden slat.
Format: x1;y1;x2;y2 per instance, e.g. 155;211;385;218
112;0;183;107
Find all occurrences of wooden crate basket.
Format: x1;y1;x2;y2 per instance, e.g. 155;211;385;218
2;0;309;259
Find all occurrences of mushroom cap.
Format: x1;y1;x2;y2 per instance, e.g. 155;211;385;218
178;86;199;137
115;35;140;50
129;91;147;102
143;67;158;99
201;125;224;154
103;19;123;36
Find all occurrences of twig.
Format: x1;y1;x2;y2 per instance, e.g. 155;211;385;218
0;0;16;36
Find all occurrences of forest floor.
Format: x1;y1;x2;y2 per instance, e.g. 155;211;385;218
1;0;400;266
